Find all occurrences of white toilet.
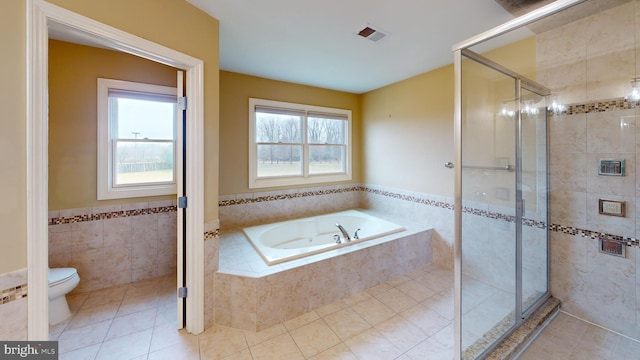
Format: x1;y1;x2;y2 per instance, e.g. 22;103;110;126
48;267;80;325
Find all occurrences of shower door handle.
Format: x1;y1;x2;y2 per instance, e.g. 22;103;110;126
444;162;455;169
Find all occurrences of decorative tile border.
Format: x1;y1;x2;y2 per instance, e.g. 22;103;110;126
362;186;455;210
1;284;27;305
48;205;177;225
462;207;548;229
220;184;640;249
550;97;636;116
549;224;640;248
204;229;219;240
218;186;362;207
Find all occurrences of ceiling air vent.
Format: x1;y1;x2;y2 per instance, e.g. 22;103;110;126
357;25;389;43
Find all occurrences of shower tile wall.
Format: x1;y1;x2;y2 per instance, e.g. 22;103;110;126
538;0;640;340
48;201;177;293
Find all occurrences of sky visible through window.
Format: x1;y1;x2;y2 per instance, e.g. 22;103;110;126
115;98;175;139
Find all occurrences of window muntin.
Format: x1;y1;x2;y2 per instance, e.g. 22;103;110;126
98;78;177;200
249;98;352;188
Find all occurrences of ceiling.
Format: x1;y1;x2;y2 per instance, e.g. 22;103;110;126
187;0;533;94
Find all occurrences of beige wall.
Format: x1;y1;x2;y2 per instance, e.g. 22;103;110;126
0;0;218;275
362;65;455;197
48;40;178;210
219;71;362;195
361;37;536;198
1;0;27;274
47;0;220;224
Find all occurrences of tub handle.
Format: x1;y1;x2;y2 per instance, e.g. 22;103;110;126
334;234;342;244
354;228;361;240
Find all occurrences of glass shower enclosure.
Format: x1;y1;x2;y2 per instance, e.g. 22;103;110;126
452;1;596;358
455;49;550;359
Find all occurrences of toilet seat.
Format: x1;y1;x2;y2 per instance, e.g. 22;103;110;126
49;268;77;287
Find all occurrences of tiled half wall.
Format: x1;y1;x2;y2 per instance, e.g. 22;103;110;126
0;268;27;340
48;201;177;293
215;229;433;331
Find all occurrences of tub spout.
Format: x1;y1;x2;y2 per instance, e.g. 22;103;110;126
335;223;351;242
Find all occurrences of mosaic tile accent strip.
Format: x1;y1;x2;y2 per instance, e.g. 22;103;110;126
1;284;27;305
362;186;455;210
549;224;640;248
218;186;363;206
219;185;456;211
462;207;547;230
549;97;636;116
204;229;219;240
48;205;177;225
220;184;640;250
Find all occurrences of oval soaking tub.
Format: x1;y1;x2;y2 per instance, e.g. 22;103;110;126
242;210;405;265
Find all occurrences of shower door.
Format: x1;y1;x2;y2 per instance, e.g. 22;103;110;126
458;49;549;359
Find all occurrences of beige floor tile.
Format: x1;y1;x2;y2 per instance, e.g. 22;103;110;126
66;292;90;313
105;307;156;341
343;290;372;305
289;319;341;358
386;275;412;287
57;319;112;354
344;327;403;360
323;308;371;341
243;323;288;347
58;343;101;360
374;287;419;313
400;303;450;337
423;292;454;321
350;297;396;326
66;300;120;329
149;323;198;353
395;355;413;360
406;336;453;360
308;343;357;360
366;282;393;296
81;285;128;309
396;280;438;302
284;310;319;331
222;348;254;360
199;325;249;359
126;281;162;298
154;301;178;327
315;299;349;317
147;334;200;360
117;292;160;317
249;332;305;360
95;328;153;360
375;315;427;352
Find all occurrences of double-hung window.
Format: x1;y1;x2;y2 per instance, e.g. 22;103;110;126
97;78;177;200
249;98;352;188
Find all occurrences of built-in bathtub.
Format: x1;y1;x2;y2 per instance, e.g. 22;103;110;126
242;210;405;265
215;210;434;331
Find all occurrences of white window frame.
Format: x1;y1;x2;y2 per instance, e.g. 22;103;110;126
97;78;178;200
249;98;352;189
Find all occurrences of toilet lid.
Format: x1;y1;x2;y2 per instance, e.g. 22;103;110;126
49;268;77;287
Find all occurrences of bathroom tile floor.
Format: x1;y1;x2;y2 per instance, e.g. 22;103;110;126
51;266;640;360
519;311;640;360
52;265;455;360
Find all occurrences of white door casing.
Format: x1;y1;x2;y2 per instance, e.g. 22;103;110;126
26;0;205;339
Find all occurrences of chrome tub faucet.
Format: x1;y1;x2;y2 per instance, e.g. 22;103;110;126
335;223;351;242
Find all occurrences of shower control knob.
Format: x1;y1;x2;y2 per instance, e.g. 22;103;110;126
444;162;455;169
